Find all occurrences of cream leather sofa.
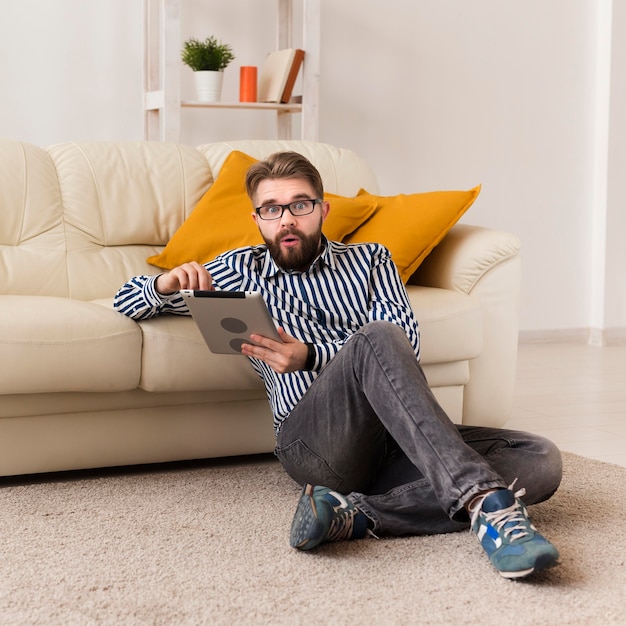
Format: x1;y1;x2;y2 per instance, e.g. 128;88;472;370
0;138;521;477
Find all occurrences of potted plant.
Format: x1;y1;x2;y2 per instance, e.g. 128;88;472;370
181;36;235;102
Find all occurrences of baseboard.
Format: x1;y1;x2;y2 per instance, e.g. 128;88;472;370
519;327;626;346
588;327;626;346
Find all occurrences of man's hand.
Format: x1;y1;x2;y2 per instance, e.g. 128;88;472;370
240;328;310;374
155;262;213;295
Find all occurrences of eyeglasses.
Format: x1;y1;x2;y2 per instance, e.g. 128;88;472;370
255;198;322;221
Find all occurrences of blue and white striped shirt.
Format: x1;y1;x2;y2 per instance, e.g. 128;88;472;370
114;238;420;434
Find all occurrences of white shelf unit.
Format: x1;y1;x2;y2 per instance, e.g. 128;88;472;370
143;0;320;142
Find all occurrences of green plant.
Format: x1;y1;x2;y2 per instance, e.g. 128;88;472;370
181;36;235;72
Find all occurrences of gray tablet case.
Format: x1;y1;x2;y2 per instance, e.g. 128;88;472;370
180;290;281;354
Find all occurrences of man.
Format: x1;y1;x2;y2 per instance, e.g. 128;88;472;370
114;151;562;579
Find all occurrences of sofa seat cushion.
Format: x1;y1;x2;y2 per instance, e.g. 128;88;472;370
136;288;481;393
96;285;480;395
407;286;482;364
137;315;266;393
0;296;141;394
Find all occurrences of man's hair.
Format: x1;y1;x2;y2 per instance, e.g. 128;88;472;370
245;151;324;203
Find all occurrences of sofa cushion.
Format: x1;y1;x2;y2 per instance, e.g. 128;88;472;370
0;296;141;394
195;140;380;197
137;315;266;393
135;287;481;393
344;187;481;283
0;140;69;298
46;141;212;301
146;150;378;270
407;286;482;364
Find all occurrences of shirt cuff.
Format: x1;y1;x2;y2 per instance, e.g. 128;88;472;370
304;343;316;370
146;274;176;304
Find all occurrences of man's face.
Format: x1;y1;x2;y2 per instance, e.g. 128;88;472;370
252;177;330;272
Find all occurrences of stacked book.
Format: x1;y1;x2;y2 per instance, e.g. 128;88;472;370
258;48;305;103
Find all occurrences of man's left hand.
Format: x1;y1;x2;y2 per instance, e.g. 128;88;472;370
240;328;309;373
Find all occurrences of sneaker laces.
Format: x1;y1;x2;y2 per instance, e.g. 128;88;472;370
327;508;360;542
471;480;534;543
483;496;531;542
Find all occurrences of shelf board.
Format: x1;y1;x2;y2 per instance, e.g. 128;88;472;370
181;101;302;113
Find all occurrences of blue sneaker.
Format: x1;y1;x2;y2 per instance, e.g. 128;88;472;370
290;484;369;550
471;487;559;579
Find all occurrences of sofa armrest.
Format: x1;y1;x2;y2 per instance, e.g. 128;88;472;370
409;224;522;427
408;223;521;294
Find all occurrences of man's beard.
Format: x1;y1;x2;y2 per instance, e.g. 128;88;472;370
264;226;322;272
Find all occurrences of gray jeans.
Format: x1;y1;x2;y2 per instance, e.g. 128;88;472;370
275;321;563;536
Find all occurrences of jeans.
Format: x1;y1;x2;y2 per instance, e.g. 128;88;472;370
275;321;563;536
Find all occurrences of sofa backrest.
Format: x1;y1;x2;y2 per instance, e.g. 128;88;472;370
0;139;378;301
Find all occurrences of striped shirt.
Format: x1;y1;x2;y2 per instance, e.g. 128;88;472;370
114;238;420;434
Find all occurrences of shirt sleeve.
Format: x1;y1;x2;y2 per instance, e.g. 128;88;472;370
367;246;421;361
113;255;246;321
113;273;190;320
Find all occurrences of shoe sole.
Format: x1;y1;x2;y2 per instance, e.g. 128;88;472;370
498;553;559;579
290;486;326;550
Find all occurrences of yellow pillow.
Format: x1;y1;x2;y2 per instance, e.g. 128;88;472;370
323;192;378;240
343;186;481;283
147;151;262;269
147;150;379;269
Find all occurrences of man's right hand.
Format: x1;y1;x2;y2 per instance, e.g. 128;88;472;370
155;262;214;295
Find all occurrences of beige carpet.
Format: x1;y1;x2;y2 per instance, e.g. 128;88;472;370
0;451;624;625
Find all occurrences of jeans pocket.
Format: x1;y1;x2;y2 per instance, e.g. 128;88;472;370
276;439;342;489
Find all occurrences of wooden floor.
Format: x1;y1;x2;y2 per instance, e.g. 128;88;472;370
503;342;626;468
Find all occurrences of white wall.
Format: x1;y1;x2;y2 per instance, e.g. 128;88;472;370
0;0;623;339
605;1;626;337
0;0;143;143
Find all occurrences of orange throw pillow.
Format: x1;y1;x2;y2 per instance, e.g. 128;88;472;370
147;151;379;269
147;151;261;269
344;186;481;282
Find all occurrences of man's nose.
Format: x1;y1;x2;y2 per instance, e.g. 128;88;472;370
279;207;296;225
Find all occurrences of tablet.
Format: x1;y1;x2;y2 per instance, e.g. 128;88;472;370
180;290;281;354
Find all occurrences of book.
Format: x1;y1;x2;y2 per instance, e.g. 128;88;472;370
258;48;305;104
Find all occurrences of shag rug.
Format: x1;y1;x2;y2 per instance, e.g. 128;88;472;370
0;451;623;625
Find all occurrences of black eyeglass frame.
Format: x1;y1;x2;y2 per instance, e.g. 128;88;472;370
254;198;322;221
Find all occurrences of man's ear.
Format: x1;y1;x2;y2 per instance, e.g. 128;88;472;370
321;200;331;221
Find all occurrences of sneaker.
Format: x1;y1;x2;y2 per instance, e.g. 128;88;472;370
290;484;369;550
470;486;559;579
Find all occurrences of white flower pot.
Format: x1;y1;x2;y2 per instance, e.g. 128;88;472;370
194;70;224;102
